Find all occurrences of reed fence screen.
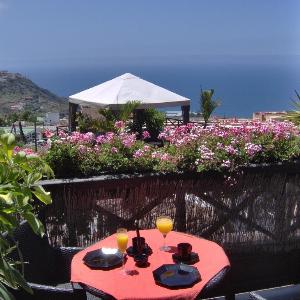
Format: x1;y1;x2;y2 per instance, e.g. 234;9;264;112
41;161;300;252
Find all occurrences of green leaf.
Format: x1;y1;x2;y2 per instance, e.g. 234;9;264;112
0;254;17;288
10;268;32;294
25;173;42;185
6;134;15;147
0;236;10;250
32;186;52;205
42;164;54;179
0;282;15;300
0;212;17;228
4;245;17;256
19;196;30;207
0;193;13;205
23;212;45;237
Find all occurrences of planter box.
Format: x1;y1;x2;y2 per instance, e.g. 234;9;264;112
40;160;300;249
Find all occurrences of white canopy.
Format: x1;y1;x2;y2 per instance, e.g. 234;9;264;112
69;73;190;109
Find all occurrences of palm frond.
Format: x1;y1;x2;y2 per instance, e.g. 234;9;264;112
286;90;300;125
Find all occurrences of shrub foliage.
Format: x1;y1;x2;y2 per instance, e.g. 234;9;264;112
43;121;300;178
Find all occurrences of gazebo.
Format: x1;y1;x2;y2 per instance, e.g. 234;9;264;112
68;73;190;131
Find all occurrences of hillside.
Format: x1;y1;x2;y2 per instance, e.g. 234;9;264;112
0;71;68;116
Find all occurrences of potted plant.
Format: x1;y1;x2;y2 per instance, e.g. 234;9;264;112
0;133;53;299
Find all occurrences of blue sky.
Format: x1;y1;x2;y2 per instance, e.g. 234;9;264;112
0;0;299;69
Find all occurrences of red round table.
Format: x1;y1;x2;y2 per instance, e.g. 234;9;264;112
71;229;230;300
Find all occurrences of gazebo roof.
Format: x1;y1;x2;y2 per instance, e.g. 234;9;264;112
69;73;190;109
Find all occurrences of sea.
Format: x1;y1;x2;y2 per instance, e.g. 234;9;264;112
13;55;300;118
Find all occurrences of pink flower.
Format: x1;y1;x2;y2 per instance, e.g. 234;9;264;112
24;148;34;155
111;147;118;154
78;145;88;154
43;129;54;138
114;121;125;130
83;132;95;142
198;145;214;160
160;153;171;161
120;133;136;148
14;146;21;153
143;145;151;152
142;131;150;139
221;160;231;168
14;147;35;155
216;142;224;149
96;135;106;144
245;143;262;157
58;130;68;138
151;151;159;159
105;132;115;143
68;131;95;144
133;149;144;158
225;145;238;155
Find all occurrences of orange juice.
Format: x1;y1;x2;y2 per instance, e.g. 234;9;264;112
156;217;173;235
117;233;128;253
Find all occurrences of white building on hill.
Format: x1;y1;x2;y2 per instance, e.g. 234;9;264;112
45;112;60;125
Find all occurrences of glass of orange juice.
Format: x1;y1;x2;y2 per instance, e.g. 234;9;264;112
116;228;129;274
156;216;173;251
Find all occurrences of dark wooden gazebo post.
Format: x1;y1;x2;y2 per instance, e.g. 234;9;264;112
69;102;79;132
181;105;190;124
133;109;145;136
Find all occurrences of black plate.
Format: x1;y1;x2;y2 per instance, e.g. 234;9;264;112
126;244;153;257
153;264;201;288
83;248;123;269
172;252;199;265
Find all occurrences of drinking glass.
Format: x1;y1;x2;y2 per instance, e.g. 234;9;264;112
116;228;129;274
156;216;173;251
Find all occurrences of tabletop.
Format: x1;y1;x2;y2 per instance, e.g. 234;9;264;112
71;229;230;300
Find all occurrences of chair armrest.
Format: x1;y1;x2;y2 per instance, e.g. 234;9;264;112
58;247;84;256
249;291;267;300
29;282;87;300
10;282;87;300
198;266;230;298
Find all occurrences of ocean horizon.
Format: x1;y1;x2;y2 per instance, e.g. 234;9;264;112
9;55;300;118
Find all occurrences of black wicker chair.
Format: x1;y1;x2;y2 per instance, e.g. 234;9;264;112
197;266;231;299
8;221;87;300
249;284;300;300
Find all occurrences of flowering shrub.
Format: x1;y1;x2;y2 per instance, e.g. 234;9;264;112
43;121;300;178
159;121;300;172
14;145;36;156
42;128;55;139
45;127;156;177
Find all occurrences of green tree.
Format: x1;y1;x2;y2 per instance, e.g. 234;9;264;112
0;117;6;127
77;101;140;133
286;90;300;125
0;133;53;299
200;89;220;128
143;108;165;140
6;113;19;125
20;111;37;123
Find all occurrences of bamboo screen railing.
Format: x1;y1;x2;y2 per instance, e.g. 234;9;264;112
41;160;300;251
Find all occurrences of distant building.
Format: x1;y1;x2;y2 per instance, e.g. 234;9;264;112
253;111;288;122
37;117;44;123
10;102;25;111
59;117;68;126
45;112;60;125
166;111;182;117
